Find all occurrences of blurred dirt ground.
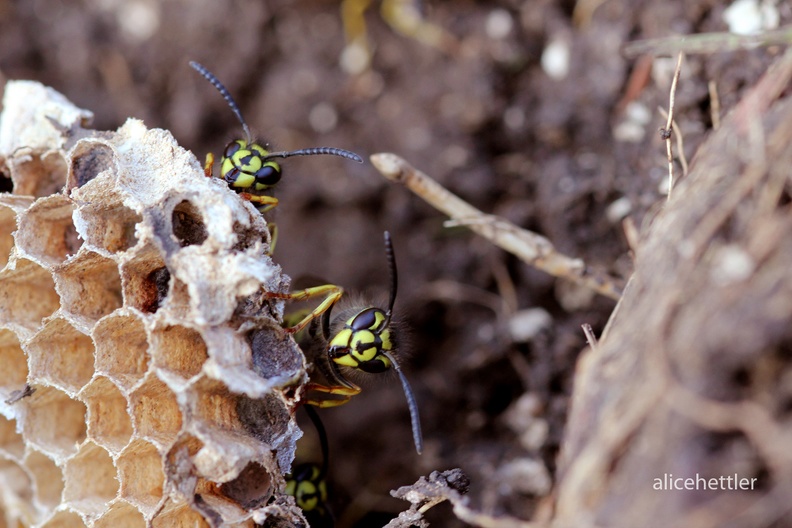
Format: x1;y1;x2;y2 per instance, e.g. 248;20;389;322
2;0;791;526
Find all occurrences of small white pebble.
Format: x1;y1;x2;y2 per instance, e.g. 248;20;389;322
485;9;514;40
308;102;338;134
723;0;778;35
711;245;755;285
508;308;552;343
606;196;633;223
541;38;570;81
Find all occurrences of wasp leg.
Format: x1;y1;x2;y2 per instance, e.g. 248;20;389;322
268;285;344;334
203;152;215;178
239;192;279;213
304;382;361;408
266;222;278;256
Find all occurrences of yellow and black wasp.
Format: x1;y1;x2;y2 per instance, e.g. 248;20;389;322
272;231;423;454
190;61;363;212
286;405;334;527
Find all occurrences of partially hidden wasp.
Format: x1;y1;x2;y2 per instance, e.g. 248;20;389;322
271;231;423;454
190;61;363;212
286;405;334;527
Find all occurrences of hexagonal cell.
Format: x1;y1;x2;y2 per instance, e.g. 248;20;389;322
62;441;119;516
24;448;65;511
171;200;207;247
192;378;245;435
55;250;123;329
0;258;60;338
129;374;182;449
151;501;211;528
21;385;87;459
150;325;208;381
120;248;171;314
0;458;35;523
16;194;82;266
40;510;87;528
68;141;115;190
0;202;17;269
93;313;150;391
218;460;271;509
27;318;94;393
7;148;68;197
117;438;165;517
93;501;146;528
81;376;133;454
0;414;24;460
0;329;27;395
79;201;142;255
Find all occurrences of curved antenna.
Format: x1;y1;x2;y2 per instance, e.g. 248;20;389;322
190;61;252;143
383;351;422;455
383;231;398;324
263;147;363;164
304;405;330;479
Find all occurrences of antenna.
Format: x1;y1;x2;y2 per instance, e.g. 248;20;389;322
190;61;252;142
384;351;423;455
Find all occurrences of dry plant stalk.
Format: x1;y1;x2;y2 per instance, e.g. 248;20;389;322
370;153;624;301
554;47;792;528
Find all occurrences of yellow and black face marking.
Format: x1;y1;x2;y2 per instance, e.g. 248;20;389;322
270;231;423;454
189;61;363;212
286;406;334;526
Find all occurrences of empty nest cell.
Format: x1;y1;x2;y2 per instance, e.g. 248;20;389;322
117;438;165;518
55;250;123;329
62;441;119;517
150;324;208;381
68;142;115;190
16;194;81;266
6;149;68;198
150;502;211;528
0;458;35;522
129;373;183;449
92;313;150;391
39;510;87;528
0;414;24;460
93;501;146;528
81;201;142;255
0;328;27;396
120;250;171;314
24;448;65;511
81;376;133;455
171;200;208;247
0;201;16;269
20;385;87;459
27;317;94;394
0;258;60;338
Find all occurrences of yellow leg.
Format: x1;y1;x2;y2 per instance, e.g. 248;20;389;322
239;192;279;212
266;222;278;256
203;152;215;178
304;382;361;408
267;284;344;334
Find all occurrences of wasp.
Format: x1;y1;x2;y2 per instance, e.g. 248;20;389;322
286;405;334;527
271;231;423;454
189;61;363;212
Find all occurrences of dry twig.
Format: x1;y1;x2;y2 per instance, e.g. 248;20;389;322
660;52;684;200
622;25;792;58
370;153;624;301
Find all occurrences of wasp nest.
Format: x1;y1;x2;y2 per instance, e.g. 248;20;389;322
0;80;309;527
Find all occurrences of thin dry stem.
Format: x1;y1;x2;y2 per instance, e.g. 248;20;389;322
662;52;684;201
370;153;624;301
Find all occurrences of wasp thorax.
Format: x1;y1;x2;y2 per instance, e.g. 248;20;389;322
328;307;393;373
220;139;282;190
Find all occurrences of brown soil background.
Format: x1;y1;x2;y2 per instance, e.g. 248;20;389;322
2;1;792;527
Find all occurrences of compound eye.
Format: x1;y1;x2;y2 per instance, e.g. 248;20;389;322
255;163;282;186
351;308;379;331
223;140;243;158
